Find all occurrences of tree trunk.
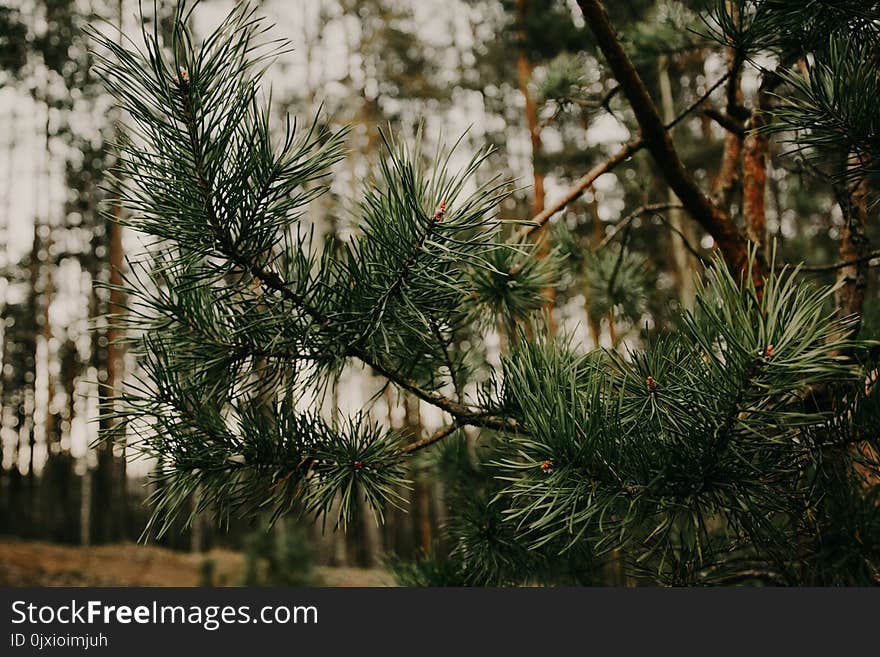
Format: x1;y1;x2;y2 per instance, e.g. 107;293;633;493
79;465;92;546
405;395;433;552
658;56;696;308
742;128;768;253
577;0;760;290
585;192;604;347
39;108;59;462
26;224;39;498
746;64;791;262
516;0;556;329
515;0;544;217
834;171;871;336
712;0;745;217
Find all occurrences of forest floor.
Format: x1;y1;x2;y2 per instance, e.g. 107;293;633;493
0;538;392;587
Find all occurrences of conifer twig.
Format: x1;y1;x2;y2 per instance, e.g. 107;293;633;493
577;0;754;282
517;70;731;241
594;203;683;251
400;422;461;455
173;69;516;440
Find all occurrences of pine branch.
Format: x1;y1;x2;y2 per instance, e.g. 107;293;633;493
400;422;461;455
246;248;518;434
164;59;513;439
96;4;523;486
703;107;746;138
594;202;683;251
576;0;754;281
517;70;731;241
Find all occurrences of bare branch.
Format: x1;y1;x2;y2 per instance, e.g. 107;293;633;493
400;422;461;455
576;0;754;280
516;139;641;241
517;70;731;242
796;251;880;274
665;72;732;132
703;107;746;138
654;212;711;266
595;202;683;251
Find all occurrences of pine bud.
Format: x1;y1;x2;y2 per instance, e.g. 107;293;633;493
509;264;521;276
353;460;363;471
178;66;190;85
763;344;775;359
540;460;553;473
432;200;447;222
646;376;657;392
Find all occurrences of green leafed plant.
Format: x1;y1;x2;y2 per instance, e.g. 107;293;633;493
91;1;880;585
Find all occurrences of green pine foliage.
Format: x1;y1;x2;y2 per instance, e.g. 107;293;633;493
89;1;533;535
709;0;880;192
583;248;650;328
92;1;880;585
771;37;880;189
492;257;879;585
241;522;315;587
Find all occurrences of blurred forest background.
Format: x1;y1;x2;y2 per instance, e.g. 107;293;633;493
0;0;875;585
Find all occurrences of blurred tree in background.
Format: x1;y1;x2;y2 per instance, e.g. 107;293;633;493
0;0;129;546
240;521;315;586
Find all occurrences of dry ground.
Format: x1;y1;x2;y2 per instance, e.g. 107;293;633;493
0;538;392;587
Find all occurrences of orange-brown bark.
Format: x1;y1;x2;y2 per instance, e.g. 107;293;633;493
836;172;876;487
835;174;871;334
743;128;768;250
713;131;742;208
515;0;544;218
744;66;789;258
712;12;745;213
516;0;555;328
577;0;761;292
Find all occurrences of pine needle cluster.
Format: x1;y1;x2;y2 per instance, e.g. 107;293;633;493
92;1;880;584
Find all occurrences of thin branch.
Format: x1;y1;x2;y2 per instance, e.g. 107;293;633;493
654;211;711;266
597;83;622;114
595;202;683;251
792;250;880;274
517;71;731;241
665;71;732;132
399;422;461;455
606;221;631;300
542;85;623;128
516;139;641;241
703;107;746;138
577;0;752;279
